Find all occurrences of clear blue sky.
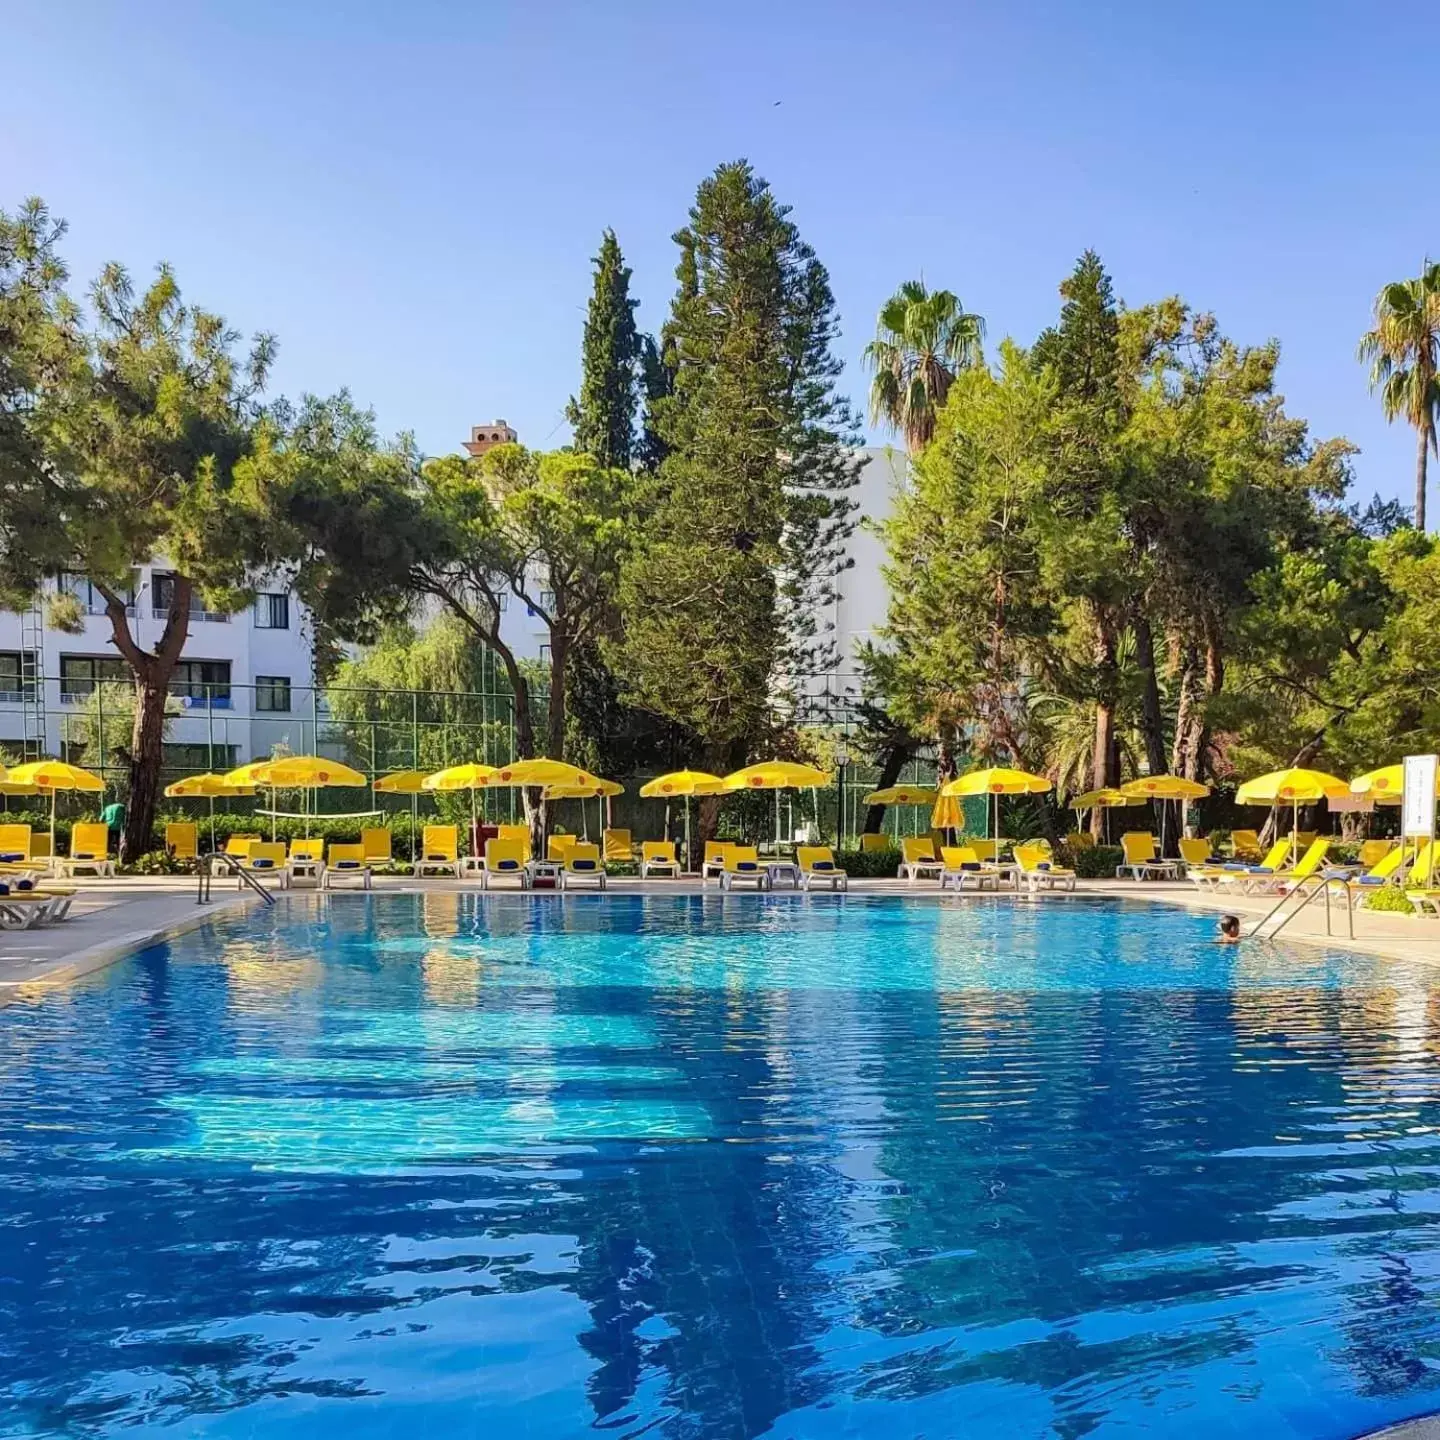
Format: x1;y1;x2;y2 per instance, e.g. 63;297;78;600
4;0;1433;505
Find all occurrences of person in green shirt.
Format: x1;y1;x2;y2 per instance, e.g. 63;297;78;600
100;800;126;850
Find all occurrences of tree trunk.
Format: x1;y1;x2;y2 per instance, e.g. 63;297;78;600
124;678;171;862
546;631;568;762
1416;423;1429;534
1170;643;1205;781
102;575;192;864
862;735;917;835
1132;614;1167;777
1090;612;1118;839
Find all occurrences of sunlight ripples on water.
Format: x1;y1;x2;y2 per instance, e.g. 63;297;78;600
4;892;1440;1437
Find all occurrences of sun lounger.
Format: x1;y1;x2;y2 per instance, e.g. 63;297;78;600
361;828;393;866
1116;833;1181;881
547;834;578;864
415;825;460;878
288;838;326;887
323;843;372;889
165;823;198;862
560;842;607;890
860;833;892;854
602;829;635;865
224;834;260;861
640;841;681;878
1015;842;1076;891
899;838;944;883
702;842;734;884
1229;829;1263;863
480;837;528;890
719;845;769;891
797;845;847;891
1244;839;1331;894
239;842;291;889
938;845;997;892
1177;838;1212;871
56;822;115;878
1190;839;1294;891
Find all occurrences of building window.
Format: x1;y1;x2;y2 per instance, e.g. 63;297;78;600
152;573;229;623
255;675;292;712
170;660;231;707
539;643;552;665
61;572;136;616
0;652;37;702
254;593;290;630
59;654;129;701
540;590;556;612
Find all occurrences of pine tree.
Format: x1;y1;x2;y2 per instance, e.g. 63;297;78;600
635;332;672;472
565;229;640;469
610;161;859;764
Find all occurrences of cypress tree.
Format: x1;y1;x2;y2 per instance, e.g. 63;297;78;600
566;229;640;469
610;160;859;764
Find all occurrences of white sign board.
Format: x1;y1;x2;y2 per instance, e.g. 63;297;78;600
1402;754;1438;839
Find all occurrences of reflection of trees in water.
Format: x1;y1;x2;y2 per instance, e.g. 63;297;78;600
14;914;1440;1436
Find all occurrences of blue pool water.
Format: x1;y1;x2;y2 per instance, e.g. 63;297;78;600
4;893;1440;1437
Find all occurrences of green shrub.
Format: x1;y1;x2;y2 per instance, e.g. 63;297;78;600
1071;845;1123;879
119;850;194;876
1364;885;1415;914
837;847;900;878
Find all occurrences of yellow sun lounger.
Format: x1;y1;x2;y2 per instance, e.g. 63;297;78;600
718;845;769;891
481;837;529;890
939;845;997;892
1015;843;1076;892
323;843;372;889
899;837;943;883
58;822;115;879
797;845;847;891
1116;833;1181;881
415;825;460;878
640;841;680;878
560;842;607;890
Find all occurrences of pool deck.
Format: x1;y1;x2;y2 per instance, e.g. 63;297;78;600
0;871;1435;990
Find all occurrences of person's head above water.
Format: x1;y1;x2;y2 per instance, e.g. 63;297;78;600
1218;914;1241;941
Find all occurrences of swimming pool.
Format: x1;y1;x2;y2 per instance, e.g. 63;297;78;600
4;892;1440;1437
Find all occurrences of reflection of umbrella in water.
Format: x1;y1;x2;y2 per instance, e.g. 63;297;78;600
639;770;727;871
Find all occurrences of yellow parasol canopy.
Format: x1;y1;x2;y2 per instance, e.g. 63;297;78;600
221;760;276;788
931;792;964;831
723;761;832;791
1350;764;1440;805
165;772;256;798
639;770;726;798
544;779;624;799
942;767;1050;852
0;781;38;796
862;785;938;807
1069;788;1131;810
422;763;497;792
6;759;105;792
373;770;429;795
1119;775;1210;800
251;755;367;788
482;758;598;789
941;767;1051;797
1236;768;1350;805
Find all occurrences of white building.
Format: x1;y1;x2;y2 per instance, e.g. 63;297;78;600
800;445;908;711
0;563;316;769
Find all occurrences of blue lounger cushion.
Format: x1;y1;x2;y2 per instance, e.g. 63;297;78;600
250;858;276;869
335;860;361;869
811;861;835;871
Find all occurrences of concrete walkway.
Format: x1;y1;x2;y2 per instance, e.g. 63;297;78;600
0;871;1436;991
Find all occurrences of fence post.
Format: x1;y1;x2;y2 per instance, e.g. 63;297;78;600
411;689;419;771
97;681;106;774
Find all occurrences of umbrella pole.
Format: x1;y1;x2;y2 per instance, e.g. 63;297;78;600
50;788;56;859
685;797;692;873
471;787;478;858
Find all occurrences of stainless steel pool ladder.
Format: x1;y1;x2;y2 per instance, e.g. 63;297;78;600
196;852;277;906
1250;874;1353;941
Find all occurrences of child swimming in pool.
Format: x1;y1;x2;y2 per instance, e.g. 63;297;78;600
1217;914;1242;944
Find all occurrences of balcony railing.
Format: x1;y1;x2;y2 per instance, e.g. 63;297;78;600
151;606;229;623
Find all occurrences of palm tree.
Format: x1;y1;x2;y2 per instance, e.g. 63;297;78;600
864;280;984;453
1358;261;1440;531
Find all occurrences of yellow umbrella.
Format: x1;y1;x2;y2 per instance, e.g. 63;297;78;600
1236;767;1350;855
1068;787;1131;844
7;759;105;855
861;785;938;806
223;755;367;838
1119;775;1210;854
543;778;624;840
1351;764;1440;805
639;770;727;869
941;766;1052;852
423;763;498;856
722;760;833;849
374;770;430;853
930;792;964;834
165;771;257;845
482;758;598;789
